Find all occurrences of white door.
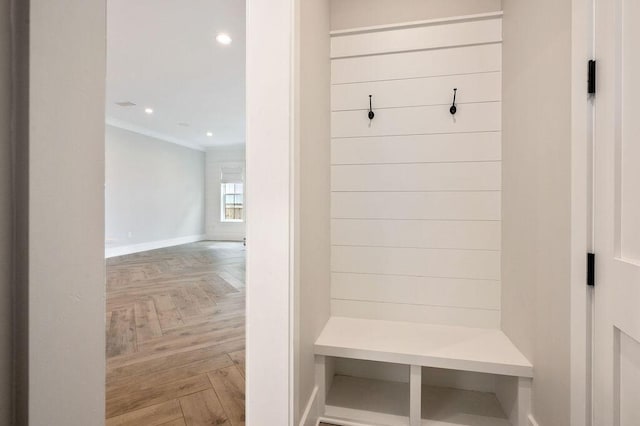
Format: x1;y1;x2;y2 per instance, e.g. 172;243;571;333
593;0;640;425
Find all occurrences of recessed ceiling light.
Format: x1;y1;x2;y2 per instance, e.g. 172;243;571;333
206;132;213;137
216;33;232;45
144;108;153;114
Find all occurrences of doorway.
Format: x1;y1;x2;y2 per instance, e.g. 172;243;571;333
16;0;295;424
104;1;247;424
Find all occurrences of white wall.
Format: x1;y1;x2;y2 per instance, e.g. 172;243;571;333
0;0;13;422
205;145;246;241
105;125;206;255
330;16;503;329
294;0;331;424
501;1;573;425
29;0;106;424
330;0;502;30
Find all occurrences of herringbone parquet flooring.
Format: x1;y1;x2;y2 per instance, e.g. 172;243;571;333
105;241;246;426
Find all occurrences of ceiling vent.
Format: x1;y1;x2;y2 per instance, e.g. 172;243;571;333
115;101;136;107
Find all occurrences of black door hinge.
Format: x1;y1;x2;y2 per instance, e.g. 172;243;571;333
588;60;596;94
587;252;595;286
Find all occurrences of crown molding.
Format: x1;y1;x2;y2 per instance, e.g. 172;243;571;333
330;11;503;36
105;117;206;152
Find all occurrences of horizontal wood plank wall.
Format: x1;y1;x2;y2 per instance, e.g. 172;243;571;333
330;15;503;328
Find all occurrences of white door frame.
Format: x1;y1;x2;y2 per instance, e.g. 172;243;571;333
245;0;296;424
570;0;595;425
20;0;297;424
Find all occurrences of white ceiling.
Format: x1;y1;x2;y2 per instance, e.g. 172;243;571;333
106;0;246;149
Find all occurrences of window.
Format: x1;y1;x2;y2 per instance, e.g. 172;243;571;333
221;182;244;222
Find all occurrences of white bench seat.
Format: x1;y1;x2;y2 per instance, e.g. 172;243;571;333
315;317;532;378
314;317;533;426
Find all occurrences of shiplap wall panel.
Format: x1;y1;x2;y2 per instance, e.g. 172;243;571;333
332;72;501;111
331;43;501;84
332;246;500;280
332;273;500;310
330;15;502;327
331;17;502;58
332;219;501;250
331;191;501;220
331;300;500;328
332;162;501;192
331;102;501;138
331;132;501;165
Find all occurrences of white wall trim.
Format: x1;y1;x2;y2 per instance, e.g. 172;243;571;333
299;385;319;426
330;11;503;36
106;116;206;152
105;234;206;258
569;0;592;425
528;414;540;426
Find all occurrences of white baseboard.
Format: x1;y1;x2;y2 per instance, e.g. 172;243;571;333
317;417;371;426
105;234;206;258
299;386;319;426
206;232;245;242
528;414;540;426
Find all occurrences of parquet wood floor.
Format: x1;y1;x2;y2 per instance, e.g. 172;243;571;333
106;241;245;426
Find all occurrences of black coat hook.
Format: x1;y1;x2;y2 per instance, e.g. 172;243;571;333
450;88;458;115
368;95;375;120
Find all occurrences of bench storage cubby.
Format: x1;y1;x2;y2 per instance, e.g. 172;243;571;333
315;317;533;426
